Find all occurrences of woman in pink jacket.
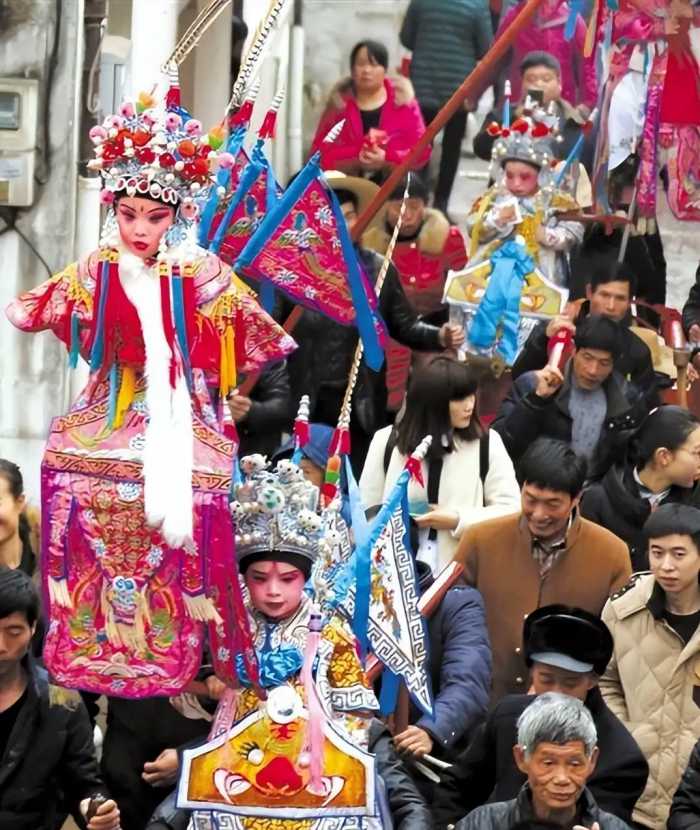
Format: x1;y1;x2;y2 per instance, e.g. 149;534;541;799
310;39;430;179
497;0;598;112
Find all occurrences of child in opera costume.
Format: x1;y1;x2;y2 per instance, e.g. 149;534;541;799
4;76;296;698
444;104;583;366
176;453;385;830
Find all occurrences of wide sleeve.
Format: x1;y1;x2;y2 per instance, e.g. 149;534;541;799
453;431;520;537
5;256;95;351
415;587;491;750
598;602;630;724
359;426;392;509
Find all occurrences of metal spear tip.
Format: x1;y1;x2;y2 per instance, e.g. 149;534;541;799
323;119;345;143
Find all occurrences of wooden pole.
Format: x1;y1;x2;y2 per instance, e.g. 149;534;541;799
236;0;546;397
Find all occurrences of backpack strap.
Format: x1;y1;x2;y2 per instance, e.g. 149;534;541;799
479;430;490;490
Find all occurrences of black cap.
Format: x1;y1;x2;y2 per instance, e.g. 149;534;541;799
523;605;613;676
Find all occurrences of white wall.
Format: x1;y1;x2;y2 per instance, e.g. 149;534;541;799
0;1;84;503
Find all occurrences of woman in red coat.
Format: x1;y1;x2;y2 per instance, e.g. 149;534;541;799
310;39;430;179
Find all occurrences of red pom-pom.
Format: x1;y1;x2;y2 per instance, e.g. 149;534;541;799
531;123;550;138
193;157;209;177
486;122;501;137
512;119;529;134
136;147;155;164
159;152;176;168
501;128;511;138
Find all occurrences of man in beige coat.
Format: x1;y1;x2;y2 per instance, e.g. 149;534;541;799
601;503;700;829
454;438;631;704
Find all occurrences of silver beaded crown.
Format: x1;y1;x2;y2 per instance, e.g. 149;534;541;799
231;455;344;565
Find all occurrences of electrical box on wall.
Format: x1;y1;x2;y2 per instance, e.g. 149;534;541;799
0;78;39;207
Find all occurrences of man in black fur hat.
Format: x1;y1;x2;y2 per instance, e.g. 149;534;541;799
433;605;648;829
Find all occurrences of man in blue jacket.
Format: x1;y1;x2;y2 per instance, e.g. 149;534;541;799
393;560;492;799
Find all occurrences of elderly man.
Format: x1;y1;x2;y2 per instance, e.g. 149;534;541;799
454;438;631;702
434;606;648;828
455;693;634;829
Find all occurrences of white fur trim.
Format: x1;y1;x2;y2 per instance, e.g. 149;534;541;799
117;243;194;547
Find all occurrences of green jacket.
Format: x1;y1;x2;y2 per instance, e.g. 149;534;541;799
400;0;493;110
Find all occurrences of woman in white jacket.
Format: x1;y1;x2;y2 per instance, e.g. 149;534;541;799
360;356;520;573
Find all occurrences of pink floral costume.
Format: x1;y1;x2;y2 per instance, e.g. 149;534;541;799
6;248;295;697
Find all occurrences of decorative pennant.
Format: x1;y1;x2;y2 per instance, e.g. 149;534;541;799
340;490;433;717
235;156;385;371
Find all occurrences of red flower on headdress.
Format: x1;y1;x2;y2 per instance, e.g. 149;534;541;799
486;121;501;137
532;122;550;138
512;119;529;134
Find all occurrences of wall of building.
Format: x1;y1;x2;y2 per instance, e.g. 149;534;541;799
0;0;83;502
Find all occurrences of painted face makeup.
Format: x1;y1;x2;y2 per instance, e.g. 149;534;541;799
245;560;307;620
116;195;175;259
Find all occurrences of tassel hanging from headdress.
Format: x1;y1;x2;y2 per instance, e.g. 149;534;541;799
258;86;286;140
171;262;194;392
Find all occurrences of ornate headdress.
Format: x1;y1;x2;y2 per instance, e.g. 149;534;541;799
88;66;234;250
231;455;345;569
485;84;562;173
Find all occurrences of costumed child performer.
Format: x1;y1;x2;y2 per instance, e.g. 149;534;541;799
177;452;383;829
445;102;583;365
5;73;296;699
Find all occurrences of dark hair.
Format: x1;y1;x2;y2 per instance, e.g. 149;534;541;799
518;438;587;497
239;551;312;580
0;460;32;560
0;568;40;626
333;188;358;211
644;503;700;551
589;261;637;297
631;406;700;469
350;40;389;71
396;357;482;460
388;175;429;203
519;51;561;78
573;314;623;360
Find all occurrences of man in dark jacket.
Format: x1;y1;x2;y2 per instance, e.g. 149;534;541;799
280;174;463;474
393;560;491;801
399;0;493;215
0;569;120;830
682;262;700;344
146;720;433;830
433;605;648;828
493;315;649;478
228;359;292;457
454;693;634;830
669;737;700;830
512;263;659;408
